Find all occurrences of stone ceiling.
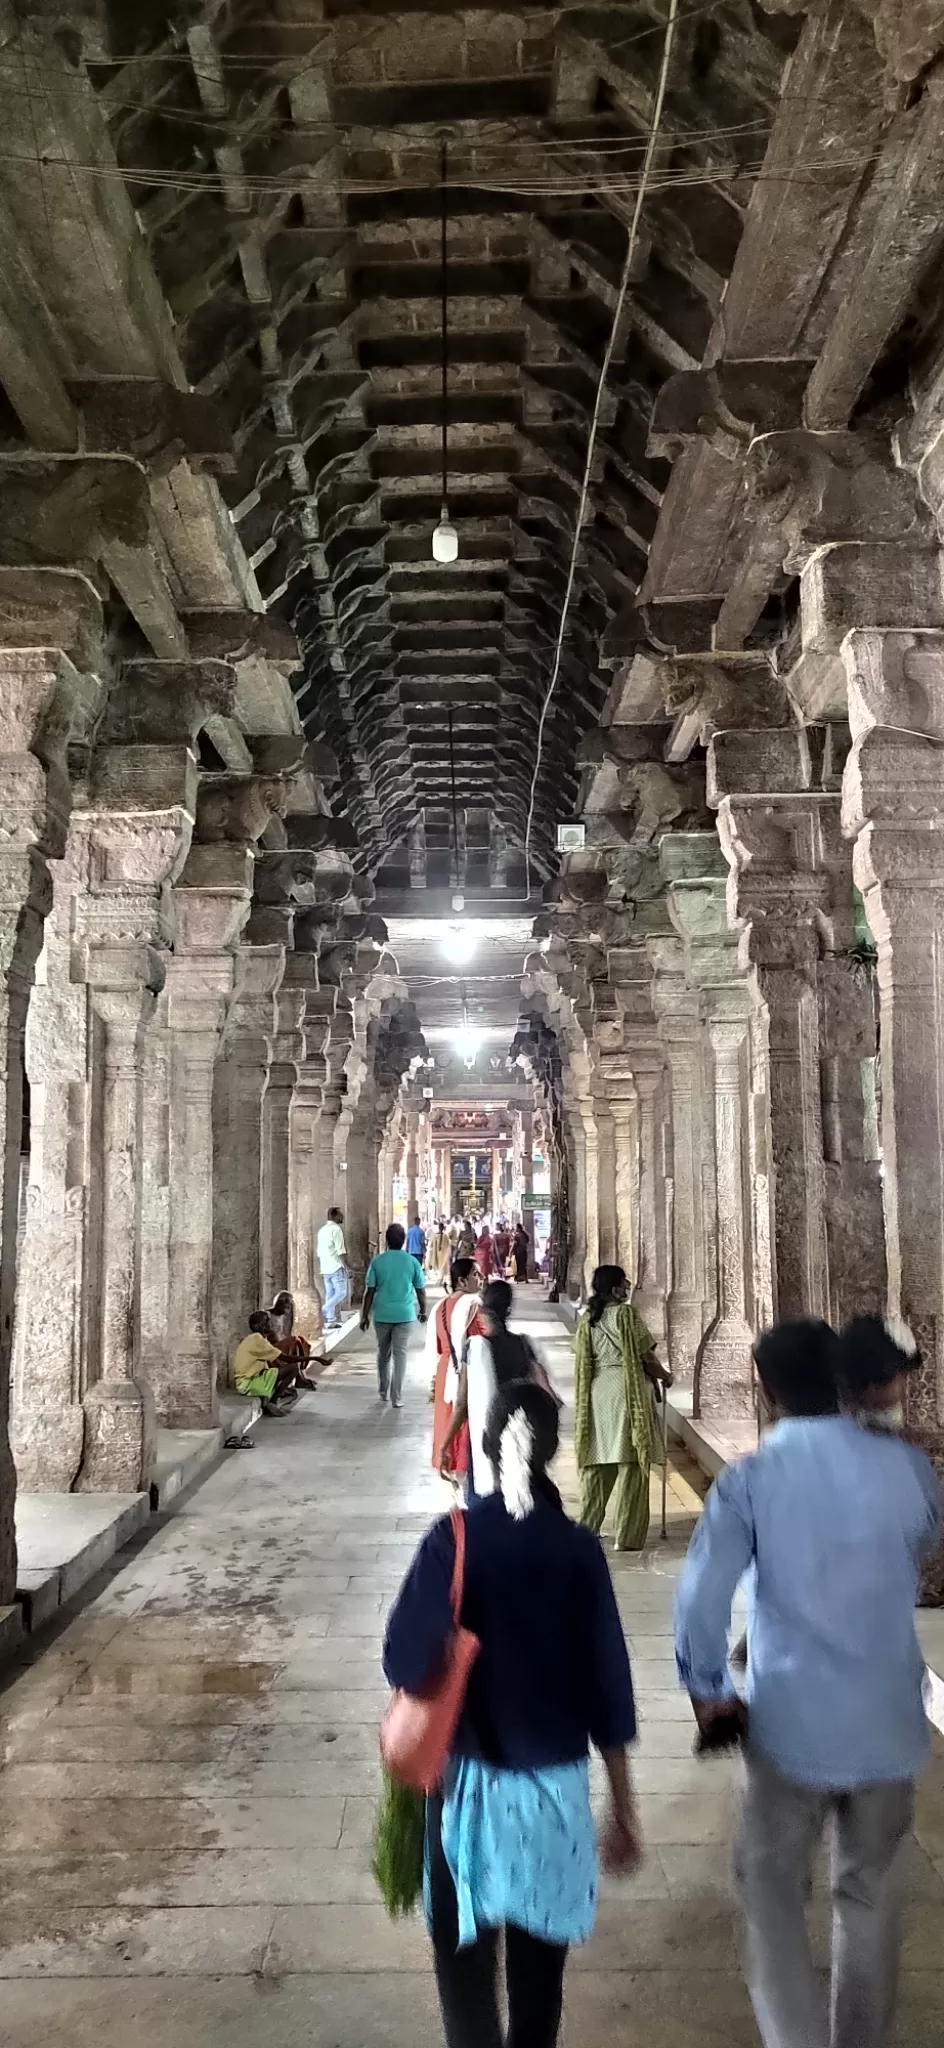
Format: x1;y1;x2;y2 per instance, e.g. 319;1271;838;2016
74;0;800;884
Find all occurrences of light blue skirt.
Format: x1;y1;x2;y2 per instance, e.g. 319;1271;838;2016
427;1756;598;1949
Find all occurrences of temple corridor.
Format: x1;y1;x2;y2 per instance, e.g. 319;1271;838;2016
0;1300;940;2047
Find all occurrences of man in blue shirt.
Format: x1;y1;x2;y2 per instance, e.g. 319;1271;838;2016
405;1213;426;1263
360;1221;427;1408
675;1316;940;2048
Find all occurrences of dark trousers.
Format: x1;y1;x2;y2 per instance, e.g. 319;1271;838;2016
427;1794;568;2048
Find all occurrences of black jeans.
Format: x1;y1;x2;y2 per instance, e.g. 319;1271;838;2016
427;1793;568;2048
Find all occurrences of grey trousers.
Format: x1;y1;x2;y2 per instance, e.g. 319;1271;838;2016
736;1751;914;2048
376;1322;410;1402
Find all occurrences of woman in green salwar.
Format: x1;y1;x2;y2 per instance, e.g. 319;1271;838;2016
574;1265;672;1551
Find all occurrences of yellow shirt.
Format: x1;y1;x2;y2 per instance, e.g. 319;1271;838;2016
233;1332;280;1386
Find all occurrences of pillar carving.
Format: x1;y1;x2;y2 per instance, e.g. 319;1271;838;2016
262;981;304;1303
70;658;235;1486
0;623;101;1570
651;930;710;1386
288;976;333;1331
697;1008;756;1417
210;947;282;1383
718;767;884;1326
159;847;254;1427
842;628;944;1582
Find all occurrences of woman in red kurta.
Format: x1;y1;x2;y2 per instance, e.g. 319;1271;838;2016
429;1257;481;1475
474;1225;494;1282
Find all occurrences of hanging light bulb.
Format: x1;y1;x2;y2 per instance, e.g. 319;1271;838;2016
432;503;458;564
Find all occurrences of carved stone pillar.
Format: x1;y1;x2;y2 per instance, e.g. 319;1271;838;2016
72;658;235;1484
288;979;332;1332
698;1007;756;1418
609;1090;639;1283
405;1109;419;1216
714;729;885;1326
626;1068;668;1343
13;821;94;1495
842;628;944;1572
138;988;170;1412
594;1098;618;1266
0;623;99;1575
210;949;282;1384
261;982;304;1305
159;847;253;1428
651;932;710;1387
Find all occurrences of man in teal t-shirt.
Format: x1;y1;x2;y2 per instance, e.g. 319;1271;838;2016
360;1222;428;1407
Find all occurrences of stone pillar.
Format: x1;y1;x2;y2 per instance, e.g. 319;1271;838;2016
13;821;94;1494
138;987;171;1416
405;1109;419;1216
288;981;333;1333
594;1099;618;1265
210;949;282;1383
714;729;886;1327
699;1009;756;1418
651;935;710;1386
609;1091;637;1279
0;624;97;1577
159;847;253;1428
261;983;304;1304
842;628;944;1550
344;1119;376;1300
72;658;236;1484
520;1106;536;1271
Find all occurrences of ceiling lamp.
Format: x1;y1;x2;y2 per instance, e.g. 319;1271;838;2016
432;142;458;566
432;506;458;564
441;923;476;965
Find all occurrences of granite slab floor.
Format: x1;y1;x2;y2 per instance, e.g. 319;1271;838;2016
2;1295;944;2046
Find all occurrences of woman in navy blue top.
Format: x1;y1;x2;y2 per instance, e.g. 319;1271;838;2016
383;1378;641;2048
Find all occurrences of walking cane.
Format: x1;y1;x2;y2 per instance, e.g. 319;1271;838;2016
659;1383;669;1541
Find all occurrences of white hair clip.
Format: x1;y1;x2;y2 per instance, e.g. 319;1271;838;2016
884;1315;917;1360
499;1409;534;1521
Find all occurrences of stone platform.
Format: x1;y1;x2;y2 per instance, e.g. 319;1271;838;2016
7;1321;362;1649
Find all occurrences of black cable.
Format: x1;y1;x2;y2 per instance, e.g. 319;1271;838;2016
440;137;448;509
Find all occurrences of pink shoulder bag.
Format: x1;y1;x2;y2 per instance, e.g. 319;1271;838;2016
381;1508;480;1794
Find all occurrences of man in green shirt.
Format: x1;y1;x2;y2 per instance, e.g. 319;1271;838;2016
360;1222;427;1407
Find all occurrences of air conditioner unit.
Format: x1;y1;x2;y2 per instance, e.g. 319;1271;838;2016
556;822;586;853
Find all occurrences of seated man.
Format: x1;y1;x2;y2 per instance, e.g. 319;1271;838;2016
233;1311;314;1416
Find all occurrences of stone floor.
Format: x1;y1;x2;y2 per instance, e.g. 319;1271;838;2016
1;1296;944;2046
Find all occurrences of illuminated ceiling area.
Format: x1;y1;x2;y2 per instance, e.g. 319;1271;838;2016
383;912;536;1083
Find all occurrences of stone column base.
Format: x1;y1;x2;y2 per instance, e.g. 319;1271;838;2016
11;1405;85;1492
292;1288;326;1342
665;1297;707;1390
696;1315;756;1419
145;1346;218;1432
78;1379;157;1494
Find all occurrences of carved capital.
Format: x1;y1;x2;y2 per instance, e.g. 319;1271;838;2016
0;567;104;672
70;379;234;476
649;359;813;462
181;610;300;670
0;454;150;567
193;775;287;848
746;430;930;573
99;659;238;746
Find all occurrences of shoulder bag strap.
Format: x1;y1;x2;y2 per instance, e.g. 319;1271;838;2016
449;1506;466;1625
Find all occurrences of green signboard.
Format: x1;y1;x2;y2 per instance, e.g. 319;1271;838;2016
521;1192;549;1211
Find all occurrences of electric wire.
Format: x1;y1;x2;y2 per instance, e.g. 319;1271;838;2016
522;0;680;896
